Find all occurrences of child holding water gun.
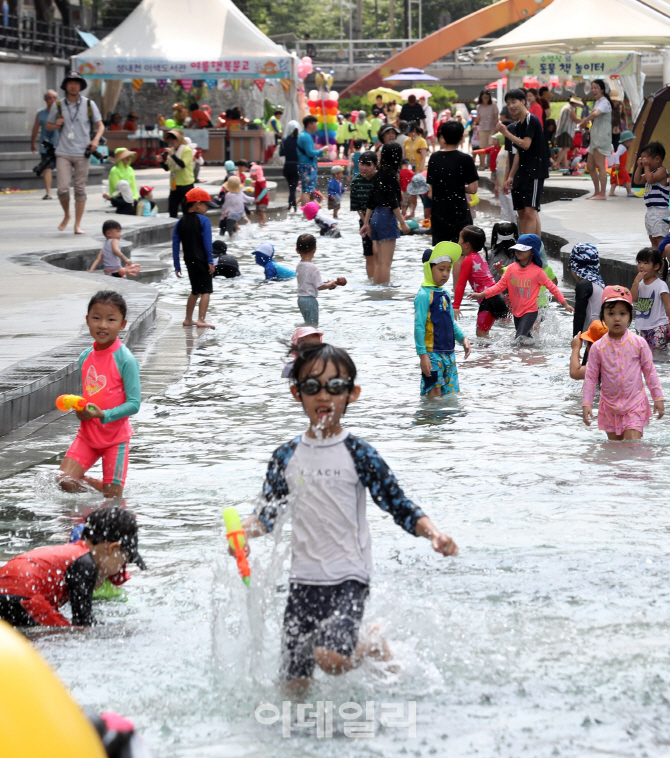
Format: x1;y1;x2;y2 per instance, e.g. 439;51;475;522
57;291;141;498
582;286;664;439
233;342;458;689
470;233;573;341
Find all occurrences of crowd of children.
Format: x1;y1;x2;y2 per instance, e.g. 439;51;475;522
6;96;670;707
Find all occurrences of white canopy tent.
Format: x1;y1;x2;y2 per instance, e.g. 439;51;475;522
74;0;298;121
481;0;670;117
482;0;670;56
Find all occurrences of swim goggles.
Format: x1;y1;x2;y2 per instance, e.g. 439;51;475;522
297;378;353;396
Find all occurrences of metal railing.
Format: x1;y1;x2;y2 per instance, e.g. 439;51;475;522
292;38;496;66
0;14;85;59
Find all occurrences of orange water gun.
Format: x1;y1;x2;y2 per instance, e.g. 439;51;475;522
223;507;250;586
55;394;93;412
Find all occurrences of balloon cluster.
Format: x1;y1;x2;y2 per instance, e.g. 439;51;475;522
297;56;313;81
496;60;515;73
307;85;340;161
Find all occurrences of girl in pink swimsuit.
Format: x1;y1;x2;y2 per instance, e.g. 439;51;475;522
582;285;664;440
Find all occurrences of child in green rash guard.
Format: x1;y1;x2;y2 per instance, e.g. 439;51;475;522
414;242;471;397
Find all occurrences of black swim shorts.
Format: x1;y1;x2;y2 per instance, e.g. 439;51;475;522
512;177;544;211
185;258;213;295
280;580;369;680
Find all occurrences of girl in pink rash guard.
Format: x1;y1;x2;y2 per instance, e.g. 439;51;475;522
470;233;573;340
453;225;508;338
582;285;664;440
57;291;141;498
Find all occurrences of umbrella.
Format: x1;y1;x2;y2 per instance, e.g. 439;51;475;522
383;67;439;83
400;88;432;101
366;87;401;103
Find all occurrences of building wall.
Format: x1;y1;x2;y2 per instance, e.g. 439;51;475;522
0;60;66;134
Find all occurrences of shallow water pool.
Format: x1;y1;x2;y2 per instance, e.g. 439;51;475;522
3;208;670;757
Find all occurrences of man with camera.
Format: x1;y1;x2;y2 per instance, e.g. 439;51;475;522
31;90;59;200
46;71;104;234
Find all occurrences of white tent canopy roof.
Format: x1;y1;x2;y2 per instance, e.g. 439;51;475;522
75;0;293;79
482;0;670;56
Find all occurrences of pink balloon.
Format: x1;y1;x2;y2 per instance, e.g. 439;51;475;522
328;148;338;160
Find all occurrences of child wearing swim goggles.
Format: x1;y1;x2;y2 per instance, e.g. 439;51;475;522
231;342;458;691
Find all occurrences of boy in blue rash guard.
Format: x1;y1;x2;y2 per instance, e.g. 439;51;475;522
415;242;471;396
234;343;458;691
253;242;296;280
172;187;216;329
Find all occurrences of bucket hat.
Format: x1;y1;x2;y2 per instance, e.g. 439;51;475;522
60;71;87;92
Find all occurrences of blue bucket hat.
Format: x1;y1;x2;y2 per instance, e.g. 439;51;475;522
511;233;543;267
569;243;605;288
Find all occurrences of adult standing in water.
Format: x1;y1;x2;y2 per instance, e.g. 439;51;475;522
46;72;104;234
474;90;499;169
578;80;613;200
280;119;300;212
360;142;410;284
426;120;479;247
496;88;548;235
297;115;326;206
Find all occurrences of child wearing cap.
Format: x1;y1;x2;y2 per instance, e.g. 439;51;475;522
249;164;269;225
569;243;606;337
172;187;216;329
281;326;324;377
135;186;156;217
582;285;664;439
0;506;144;628
253;242;296;281
296;233;346;326
570;320;607;380
300;201;341;238
212;240;241;278
631;247;670;349
219;175;254;237
470;233;573;340
415;242;471;396
327;166;345;218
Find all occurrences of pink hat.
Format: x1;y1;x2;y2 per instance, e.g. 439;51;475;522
249;164;265;182
300;201;320;220
291;326;323;345
601;285;633;306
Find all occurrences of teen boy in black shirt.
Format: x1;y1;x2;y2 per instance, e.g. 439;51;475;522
497;88;548;235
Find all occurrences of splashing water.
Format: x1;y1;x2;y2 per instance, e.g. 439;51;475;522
2;208;670;757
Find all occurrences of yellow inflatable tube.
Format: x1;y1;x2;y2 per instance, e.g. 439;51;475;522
0;621;105;758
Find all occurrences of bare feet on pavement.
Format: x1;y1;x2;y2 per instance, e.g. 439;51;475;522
196;320;215;329
58;215;70;231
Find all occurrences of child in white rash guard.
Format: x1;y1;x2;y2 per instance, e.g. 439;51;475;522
232;342;458;691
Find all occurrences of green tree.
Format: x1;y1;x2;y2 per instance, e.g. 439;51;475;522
423;85;459;111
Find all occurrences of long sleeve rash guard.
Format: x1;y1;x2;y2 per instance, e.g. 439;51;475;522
481;261;566;317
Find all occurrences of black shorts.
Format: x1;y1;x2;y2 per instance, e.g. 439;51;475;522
185;258;213;295
512;177;544;211
359;218;373;256
430;214;472;246
281;580;369;680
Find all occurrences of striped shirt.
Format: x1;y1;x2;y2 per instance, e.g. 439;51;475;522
645;180;670;208
349;174;374;212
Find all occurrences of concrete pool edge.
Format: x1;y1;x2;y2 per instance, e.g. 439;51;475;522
0;215;187;440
